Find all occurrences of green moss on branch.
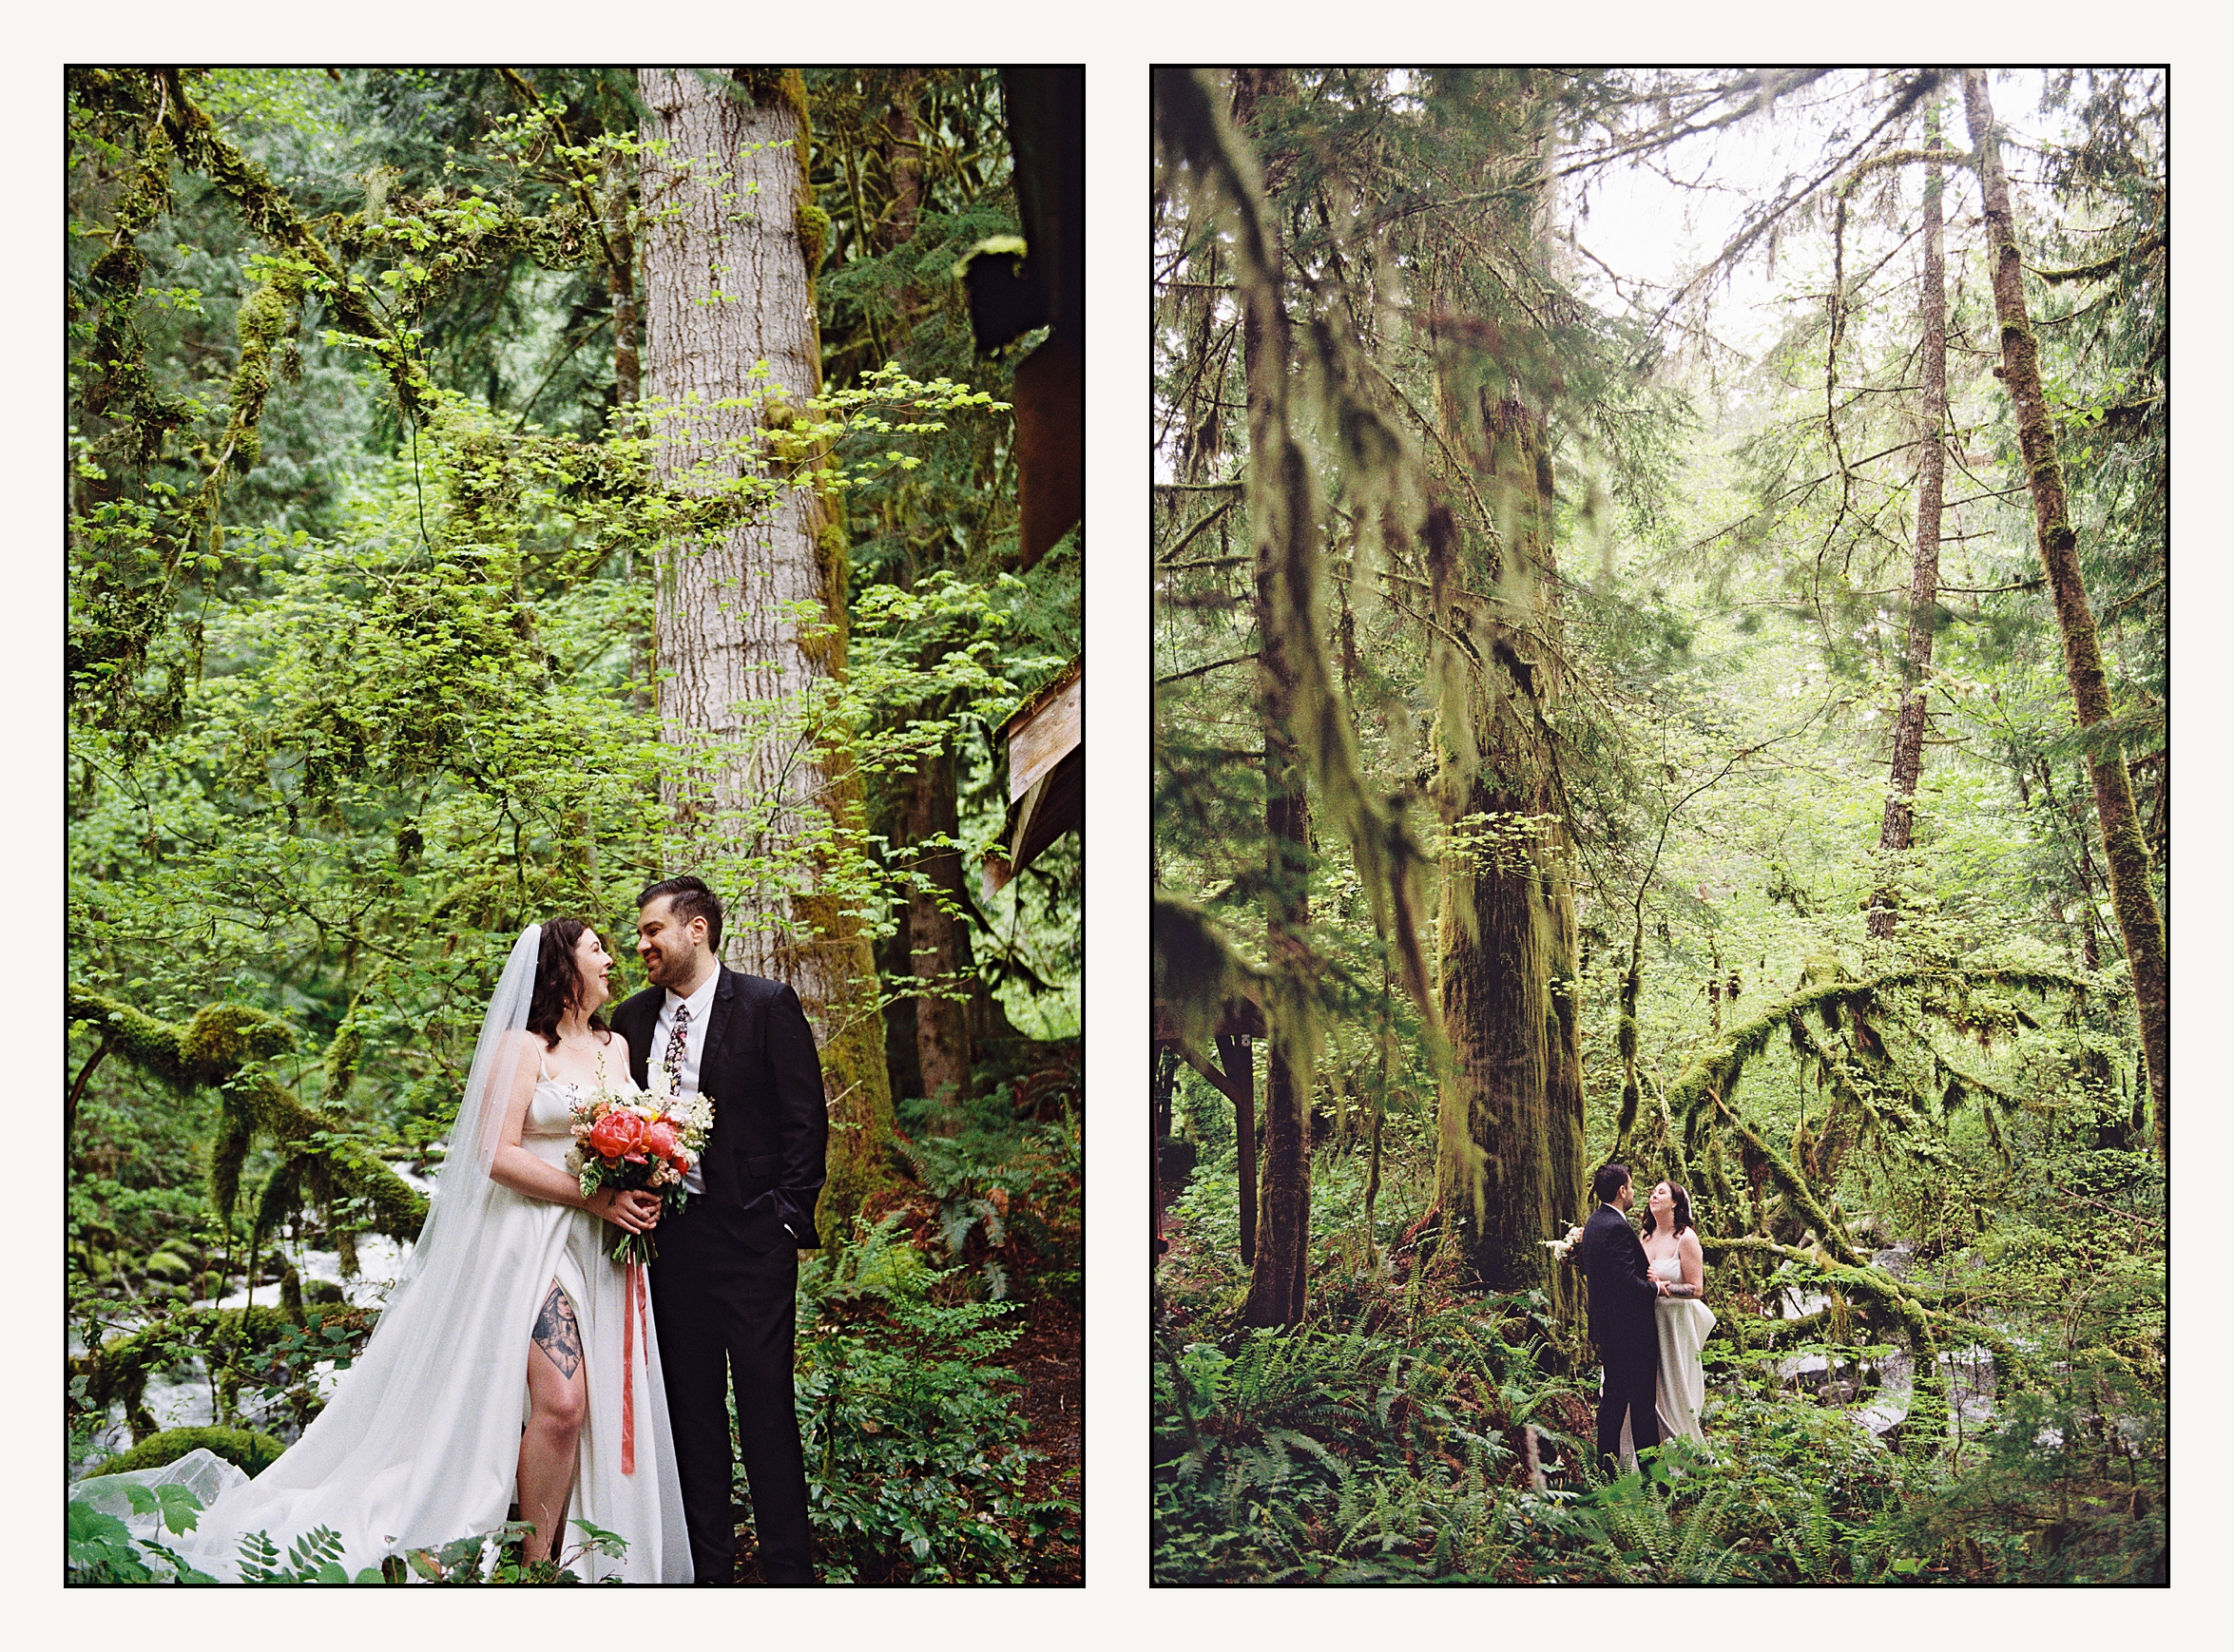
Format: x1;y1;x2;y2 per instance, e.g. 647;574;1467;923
68;985;427;1239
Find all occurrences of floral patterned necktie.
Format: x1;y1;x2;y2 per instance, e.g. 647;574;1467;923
663;1002;690;1090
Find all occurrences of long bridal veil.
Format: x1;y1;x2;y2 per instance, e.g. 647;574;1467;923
168;928;548;1578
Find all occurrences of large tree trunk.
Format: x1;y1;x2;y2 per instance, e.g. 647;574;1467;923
1962;69;2167;1158
1243;747;1308;1326
638;67;895;1239
1426;396;1589;1295
1235;152;1313;1331
1869;101;1948;940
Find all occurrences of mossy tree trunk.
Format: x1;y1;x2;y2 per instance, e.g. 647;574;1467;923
638;67;895;1239
1869;100;1949;940
1962;69;2167;1158
871;68;973;1124
1238;268;1314;1329
1427;394;1588;1296
1244;738;1310;1326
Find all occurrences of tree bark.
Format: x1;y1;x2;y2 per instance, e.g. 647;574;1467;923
1425;400;1589;1294
1218;1032;1259;1267
638;67;896;1239
1246;745;1308;1325
887;69;922;319
1869;101;1948;940
1962;69;2167;1157
1238;234;1312;1330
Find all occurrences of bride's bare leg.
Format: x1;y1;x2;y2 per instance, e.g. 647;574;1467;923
518;1280;587;1565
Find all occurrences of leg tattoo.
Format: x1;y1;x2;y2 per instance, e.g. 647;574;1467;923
532;1280;583;1379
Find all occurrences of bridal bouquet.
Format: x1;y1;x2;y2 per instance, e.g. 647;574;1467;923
1541;1222;1586;1263
566;1066;715;1264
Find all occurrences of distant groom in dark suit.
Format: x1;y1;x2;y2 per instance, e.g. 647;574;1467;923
615;875;828;1585
1578;1161;1666;1474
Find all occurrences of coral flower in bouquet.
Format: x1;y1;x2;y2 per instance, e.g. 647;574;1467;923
566;1062;714;1263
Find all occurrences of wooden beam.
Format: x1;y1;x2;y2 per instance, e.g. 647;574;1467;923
1004;660;1083;801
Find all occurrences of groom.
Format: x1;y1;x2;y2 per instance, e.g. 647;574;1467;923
1577;1161;1666;1474
614;874;828;1585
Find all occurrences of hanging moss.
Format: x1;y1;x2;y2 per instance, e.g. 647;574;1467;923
1714;1102;1865;1268
155;70;435;422
210;261;307;477
68;985;426;1239
207;1099;253;1230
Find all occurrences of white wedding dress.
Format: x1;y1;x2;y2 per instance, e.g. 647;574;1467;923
1616;1256;1717;1464
150;1027;693;1582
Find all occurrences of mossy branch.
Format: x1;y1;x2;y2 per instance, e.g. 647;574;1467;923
1668;966;2090;1135
67;985;427;1240
152;69;437;422
1713;1101;1866;1270
71;1305;377;1444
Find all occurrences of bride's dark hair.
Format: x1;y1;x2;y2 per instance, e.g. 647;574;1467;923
1640;1181;1693;1239
527;918;611;1049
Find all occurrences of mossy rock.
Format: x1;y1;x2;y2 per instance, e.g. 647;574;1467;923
144;1250;194;1283
92;1425;285;1479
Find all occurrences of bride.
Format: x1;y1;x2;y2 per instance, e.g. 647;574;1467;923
1636;1179;1716;1448
172;922;693;1581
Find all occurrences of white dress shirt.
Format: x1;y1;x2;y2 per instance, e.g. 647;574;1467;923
652;970;720;1196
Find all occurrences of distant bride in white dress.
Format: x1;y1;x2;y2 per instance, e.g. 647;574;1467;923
1639;1179;1715;1446
170;922;693;1581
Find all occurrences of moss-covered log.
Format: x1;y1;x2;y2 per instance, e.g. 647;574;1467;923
1700;1234;2024;1376
67;985;427;1241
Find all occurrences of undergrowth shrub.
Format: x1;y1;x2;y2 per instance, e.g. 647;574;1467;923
892;1085;1083;1304
789;1213;1073;1583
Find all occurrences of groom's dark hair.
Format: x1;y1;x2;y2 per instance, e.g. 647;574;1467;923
639;874;723;952
1592;1162;1632;1204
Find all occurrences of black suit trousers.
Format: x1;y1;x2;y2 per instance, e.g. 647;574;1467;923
1596;1334;1661;1466
649;1201;814;1585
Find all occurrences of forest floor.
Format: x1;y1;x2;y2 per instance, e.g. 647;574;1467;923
726;1292;1082;1585
1010;1293;1085;1584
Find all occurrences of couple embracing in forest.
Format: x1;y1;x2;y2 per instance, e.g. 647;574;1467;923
1572;1162;1717;1474
171;877;827;1583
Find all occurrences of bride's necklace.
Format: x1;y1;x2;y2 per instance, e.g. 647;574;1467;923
553;1027;606;1064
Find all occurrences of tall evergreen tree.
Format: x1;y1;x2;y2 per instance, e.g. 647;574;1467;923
636;67;895;1236
1962;68;2167;1156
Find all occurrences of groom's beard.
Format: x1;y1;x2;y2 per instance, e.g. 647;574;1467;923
640;947;703;992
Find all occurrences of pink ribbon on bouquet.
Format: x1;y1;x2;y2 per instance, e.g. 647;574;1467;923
621;1260;648;1474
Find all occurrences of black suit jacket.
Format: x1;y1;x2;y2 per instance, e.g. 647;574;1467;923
611;966;829;1250
1579;1202;1659;1359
